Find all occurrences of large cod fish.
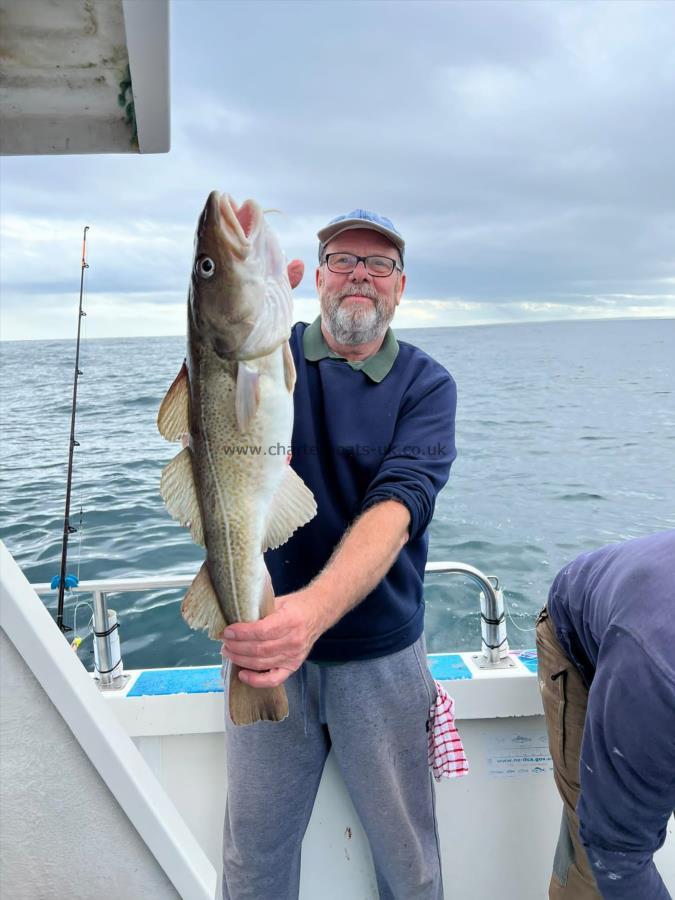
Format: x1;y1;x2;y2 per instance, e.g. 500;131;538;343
157;191;316;725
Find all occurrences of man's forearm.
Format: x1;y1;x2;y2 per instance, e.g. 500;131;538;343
221;499;411;687
306;499;410;633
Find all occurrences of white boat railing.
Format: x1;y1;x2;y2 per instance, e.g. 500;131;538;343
32;561;509;687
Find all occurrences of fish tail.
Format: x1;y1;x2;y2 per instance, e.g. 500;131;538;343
228;665;289;725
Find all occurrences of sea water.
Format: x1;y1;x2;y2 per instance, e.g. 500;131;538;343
1;317;673;669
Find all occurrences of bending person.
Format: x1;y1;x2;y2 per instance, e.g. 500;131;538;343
537;530;675;899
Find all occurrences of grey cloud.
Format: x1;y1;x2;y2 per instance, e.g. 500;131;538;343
1;0;674;330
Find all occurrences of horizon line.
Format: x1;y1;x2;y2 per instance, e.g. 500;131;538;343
1;314;674;344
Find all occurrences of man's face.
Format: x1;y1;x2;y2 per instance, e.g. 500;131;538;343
316;228;406;346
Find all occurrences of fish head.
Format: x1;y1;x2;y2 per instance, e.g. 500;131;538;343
190;191;292;360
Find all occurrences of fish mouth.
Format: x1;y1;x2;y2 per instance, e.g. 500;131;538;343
216;192;263;261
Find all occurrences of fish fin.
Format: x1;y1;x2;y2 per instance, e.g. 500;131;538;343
235;362;260;432
160;446;205;546
181;561;227;639
262;466;317;551
157;361;190;441
282;340;296;393
228;665;289;726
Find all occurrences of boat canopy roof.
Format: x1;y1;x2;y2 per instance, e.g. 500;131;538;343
0;0;170;155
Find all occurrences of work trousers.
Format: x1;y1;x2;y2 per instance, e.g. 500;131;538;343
536;606;602;900
222;636;444;900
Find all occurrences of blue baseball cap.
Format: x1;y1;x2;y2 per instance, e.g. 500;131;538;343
317;208;405;265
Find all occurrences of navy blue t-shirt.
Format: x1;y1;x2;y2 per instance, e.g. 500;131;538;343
264;322;457;661
548;530;675;899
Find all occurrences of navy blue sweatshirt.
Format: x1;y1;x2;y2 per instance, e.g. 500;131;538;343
264;320;457;661
548;531;675;899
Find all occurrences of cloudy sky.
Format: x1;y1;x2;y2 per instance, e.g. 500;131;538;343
1;0;674;340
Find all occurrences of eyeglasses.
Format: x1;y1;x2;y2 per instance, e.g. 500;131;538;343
323;253;401;277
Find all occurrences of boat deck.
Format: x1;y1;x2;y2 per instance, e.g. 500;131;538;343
2;545;674;899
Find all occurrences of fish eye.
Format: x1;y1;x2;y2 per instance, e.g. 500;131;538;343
196;256;215;279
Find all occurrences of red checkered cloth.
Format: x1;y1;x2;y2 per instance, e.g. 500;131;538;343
428;681;469;781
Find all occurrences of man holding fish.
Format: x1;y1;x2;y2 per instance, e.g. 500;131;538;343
159;199;456;898
222;206;457;900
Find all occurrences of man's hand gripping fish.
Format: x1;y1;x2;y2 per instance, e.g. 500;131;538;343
157;192;316;725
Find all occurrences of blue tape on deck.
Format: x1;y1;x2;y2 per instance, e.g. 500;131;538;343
428;653;473;681
127;667;224;697
516;650;538;674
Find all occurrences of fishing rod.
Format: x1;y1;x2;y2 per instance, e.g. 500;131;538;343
54;226;89;633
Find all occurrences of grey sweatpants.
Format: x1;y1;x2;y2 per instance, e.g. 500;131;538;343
222;636;444;900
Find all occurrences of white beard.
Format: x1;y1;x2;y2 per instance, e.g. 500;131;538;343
321;286;395;346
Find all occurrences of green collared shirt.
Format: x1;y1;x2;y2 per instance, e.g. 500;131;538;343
302;316;399;383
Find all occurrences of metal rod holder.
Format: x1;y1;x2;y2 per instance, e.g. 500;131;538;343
92;590;126;690
430;561;511;667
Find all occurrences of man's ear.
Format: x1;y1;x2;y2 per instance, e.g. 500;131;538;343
395;271;406;306
316;265;324;291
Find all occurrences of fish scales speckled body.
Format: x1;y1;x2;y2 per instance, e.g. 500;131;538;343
158;191;316;725
188;341;293;625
